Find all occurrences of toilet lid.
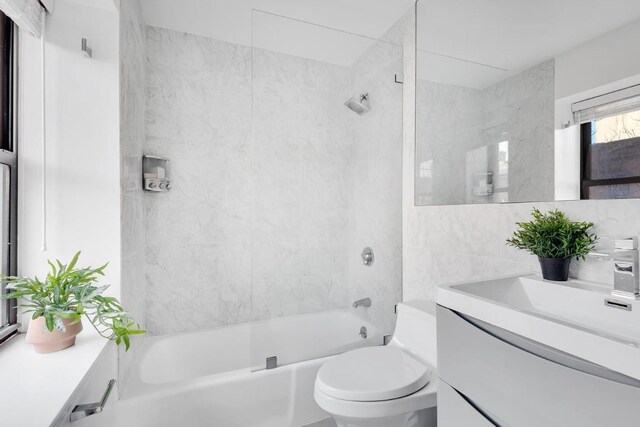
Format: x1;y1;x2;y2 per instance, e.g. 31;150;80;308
316;346;431;401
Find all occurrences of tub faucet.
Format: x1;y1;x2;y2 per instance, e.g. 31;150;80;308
612;237;639;299
352;297;371;308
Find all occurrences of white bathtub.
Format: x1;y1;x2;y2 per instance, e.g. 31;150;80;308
117;309;383;427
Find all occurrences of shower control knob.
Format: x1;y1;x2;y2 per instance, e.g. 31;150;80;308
159;182;166;190
149;181;157;189
361;247;374;266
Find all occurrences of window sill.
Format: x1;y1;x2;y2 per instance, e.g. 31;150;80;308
0;327;108;426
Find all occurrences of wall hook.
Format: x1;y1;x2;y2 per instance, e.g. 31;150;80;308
81;38;92;58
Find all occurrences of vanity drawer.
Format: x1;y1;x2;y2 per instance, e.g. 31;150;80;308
437;305;640;427
438;381;496;427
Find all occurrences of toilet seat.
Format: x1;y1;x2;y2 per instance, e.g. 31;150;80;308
315;346;431;402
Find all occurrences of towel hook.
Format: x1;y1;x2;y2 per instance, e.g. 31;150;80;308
81;38;92;58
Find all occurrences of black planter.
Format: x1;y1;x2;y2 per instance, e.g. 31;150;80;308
538;257;571;281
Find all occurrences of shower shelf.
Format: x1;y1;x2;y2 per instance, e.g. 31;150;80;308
143;155;171;192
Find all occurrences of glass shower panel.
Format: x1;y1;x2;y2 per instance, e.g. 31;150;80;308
250;9;406;370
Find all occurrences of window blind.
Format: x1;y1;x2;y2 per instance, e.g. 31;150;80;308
572;84;640;124
0;0;44;37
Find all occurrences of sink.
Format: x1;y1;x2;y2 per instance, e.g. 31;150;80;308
438;274;640;380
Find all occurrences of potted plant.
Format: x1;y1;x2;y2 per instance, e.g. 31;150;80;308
506;208;598;281
1;251;145;353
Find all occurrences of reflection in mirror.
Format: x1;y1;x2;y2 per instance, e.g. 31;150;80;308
415;0;640;206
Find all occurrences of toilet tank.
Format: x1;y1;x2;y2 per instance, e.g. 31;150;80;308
389;300;437;368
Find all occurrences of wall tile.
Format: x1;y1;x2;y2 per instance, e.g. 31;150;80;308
141;23;405;337
119;0;146;394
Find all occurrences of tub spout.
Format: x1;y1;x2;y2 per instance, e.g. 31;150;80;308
352;297;371;308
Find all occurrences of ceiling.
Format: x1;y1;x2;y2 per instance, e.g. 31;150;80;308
139;0;640;85
417;0;640;88
140;0;415;66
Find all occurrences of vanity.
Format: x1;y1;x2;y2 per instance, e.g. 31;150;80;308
437;275;640;426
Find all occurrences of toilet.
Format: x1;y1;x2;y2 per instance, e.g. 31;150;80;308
314;301;438;427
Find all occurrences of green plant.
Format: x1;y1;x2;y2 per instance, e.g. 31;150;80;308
506;208;598;260
1;252;145;350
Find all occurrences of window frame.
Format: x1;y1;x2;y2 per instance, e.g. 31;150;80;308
0;18;18;344
580;121;640;199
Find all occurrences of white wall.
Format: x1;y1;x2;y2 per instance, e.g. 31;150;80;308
555;19;640;128
555;19;640;100
18;1;120;327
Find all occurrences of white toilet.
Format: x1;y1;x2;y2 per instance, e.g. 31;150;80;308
314;301;438;427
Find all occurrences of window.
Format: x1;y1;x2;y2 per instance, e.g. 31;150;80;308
580;109;640;199
0;10;17;344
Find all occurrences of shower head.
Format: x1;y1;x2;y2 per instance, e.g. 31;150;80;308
344;93;370;115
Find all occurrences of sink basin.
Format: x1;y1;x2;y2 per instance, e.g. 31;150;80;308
438;274;640;380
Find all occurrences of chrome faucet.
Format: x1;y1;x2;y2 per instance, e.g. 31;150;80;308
612;237;639;299
352;297;371;308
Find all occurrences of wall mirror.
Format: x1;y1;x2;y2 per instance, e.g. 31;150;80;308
415;0;640;206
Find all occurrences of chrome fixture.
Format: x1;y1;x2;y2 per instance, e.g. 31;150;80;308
344;93;370;115
604;298;632;311
81;38;92;58
361;247;374;266
266;356;277;370
359;326;368;339
612;237;639;299
589;237;640;300
352;297;371;308
70;379;115;422
143;155;171;192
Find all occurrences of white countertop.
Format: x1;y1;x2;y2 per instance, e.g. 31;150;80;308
0;327;108;427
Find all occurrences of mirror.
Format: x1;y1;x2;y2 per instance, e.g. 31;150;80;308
415;0;640;206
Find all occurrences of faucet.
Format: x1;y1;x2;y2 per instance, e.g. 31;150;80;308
612;237;639;299
352;297;371;308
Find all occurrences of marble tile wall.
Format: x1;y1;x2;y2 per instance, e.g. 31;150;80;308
144;27;252;334
128;4;640;340
481;60;555;203
251;48;354;321
347;37;404;333
141;20;406;335
415;60;554;205
415;80;481;205
119;0;146;390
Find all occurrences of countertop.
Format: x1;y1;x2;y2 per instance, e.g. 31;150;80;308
0;326;107;426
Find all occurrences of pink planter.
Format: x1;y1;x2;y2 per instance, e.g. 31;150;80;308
25;317;83;353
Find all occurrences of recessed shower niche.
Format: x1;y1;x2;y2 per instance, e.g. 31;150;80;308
143;155;170;192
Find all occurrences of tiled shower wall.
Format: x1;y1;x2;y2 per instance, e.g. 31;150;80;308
119;0;146;387
144;27;253;334
347;38;404;333
416;60;555;205
251;49;353;322
143;24;404;335
125;5;640;338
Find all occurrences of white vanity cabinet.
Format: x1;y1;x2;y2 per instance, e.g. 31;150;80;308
437;381;495;427
437;305;640;427
52;343;118;427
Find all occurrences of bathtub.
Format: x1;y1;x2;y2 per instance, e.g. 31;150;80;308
117;309;383;427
